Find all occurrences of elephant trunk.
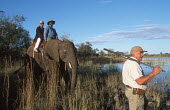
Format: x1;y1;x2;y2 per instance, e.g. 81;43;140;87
70;60;78;90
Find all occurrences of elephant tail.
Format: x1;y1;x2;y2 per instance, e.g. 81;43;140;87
13;54;29;74
13;64;25;74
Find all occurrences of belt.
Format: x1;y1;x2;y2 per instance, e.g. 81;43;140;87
126;85;133;89
126;85;145;96
48;36;56;38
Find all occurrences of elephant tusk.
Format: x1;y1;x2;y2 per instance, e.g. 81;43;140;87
69;63;72;69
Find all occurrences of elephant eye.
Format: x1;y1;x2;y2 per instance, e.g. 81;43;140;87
63;50;67;54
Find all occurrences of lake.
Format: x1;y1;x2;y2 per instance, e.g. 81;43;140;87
105;57;170;90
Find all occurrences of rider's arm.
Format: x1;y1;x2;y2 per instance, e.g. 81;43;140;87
44;26;49;41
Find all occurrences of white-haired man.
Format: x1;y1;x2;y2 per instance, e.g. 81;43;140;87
34;21;44;52
122;46;162;110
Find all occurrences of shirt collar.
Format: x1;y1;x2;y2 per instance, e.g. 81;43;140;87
130;57;138;61
129;57;140;64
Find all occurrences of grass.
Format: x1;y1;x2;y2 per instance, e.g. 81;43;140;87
0;57;169;110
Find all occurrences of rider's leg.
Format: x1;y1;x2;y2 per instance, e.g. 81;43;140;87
34;37;41;52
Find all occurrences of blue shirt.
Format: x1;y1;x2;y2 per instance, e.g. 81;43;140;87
44;25;58;40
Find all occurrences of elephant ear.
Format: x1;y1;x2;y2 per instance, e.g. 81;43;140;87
63;39;77;53
45;40;61;62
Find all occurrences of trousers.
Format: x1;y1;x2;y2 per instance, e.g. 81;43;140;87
34;37;41;50
125;89;144;110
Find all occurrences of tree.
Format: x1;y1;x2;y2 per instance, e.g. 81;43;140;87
76;41;92;57
98;50;105;56
76;41;98;61
60;32;70;41
0;11;31;64
92;48;99;56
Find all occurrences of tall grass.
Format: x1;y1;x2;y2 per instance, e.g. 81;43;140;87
3;58;10;110
0;57;170;110
17;58;59;110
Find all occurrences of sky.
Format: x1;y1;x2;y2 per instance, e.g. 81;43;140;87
1;0;170;54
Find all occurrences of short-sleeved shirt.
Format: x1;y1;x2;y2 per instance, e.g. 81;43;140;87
122;57;147;90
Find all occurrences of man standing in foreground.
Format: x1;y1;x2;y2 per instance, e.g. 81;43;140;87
122;46;162;110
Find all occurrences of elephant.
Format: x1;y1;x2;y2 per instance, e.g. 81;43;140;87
26;39;78;90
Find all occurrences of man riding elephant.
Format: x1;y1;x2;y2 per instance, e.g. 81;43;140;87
34;21;44;52
44;19;59;41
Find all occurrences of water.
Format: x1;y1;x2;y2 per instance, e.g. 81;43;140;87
142;57;170;83
105;57;170;90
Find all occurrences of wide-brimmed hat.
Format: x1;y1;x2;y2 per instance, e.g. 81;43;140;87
130;46;147;54
47;20;55;25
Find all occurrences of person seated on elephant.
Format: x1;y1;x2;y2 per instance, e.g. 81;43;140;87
44;19;59;41
34;21;44;52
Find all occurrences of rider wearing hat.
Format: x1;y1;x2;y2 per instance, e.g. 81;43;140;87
44;19;58;41
122;46;162;110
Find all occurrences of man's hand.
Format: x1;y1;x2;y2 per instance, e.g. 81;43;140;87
136;66;162;85
152;66;162;75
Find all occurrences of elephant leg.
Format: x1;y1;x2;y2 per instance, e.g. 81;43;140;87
25;54;46;90
32;61;45;89
59;61;71;92
25;55;33;76
63;69;71;90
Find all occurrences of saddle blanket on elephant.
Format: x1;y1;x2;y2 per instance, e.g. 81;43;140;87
31;40;46;48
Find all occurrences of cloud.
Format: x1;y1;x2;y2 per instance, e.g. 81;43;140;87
90;25;170;43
